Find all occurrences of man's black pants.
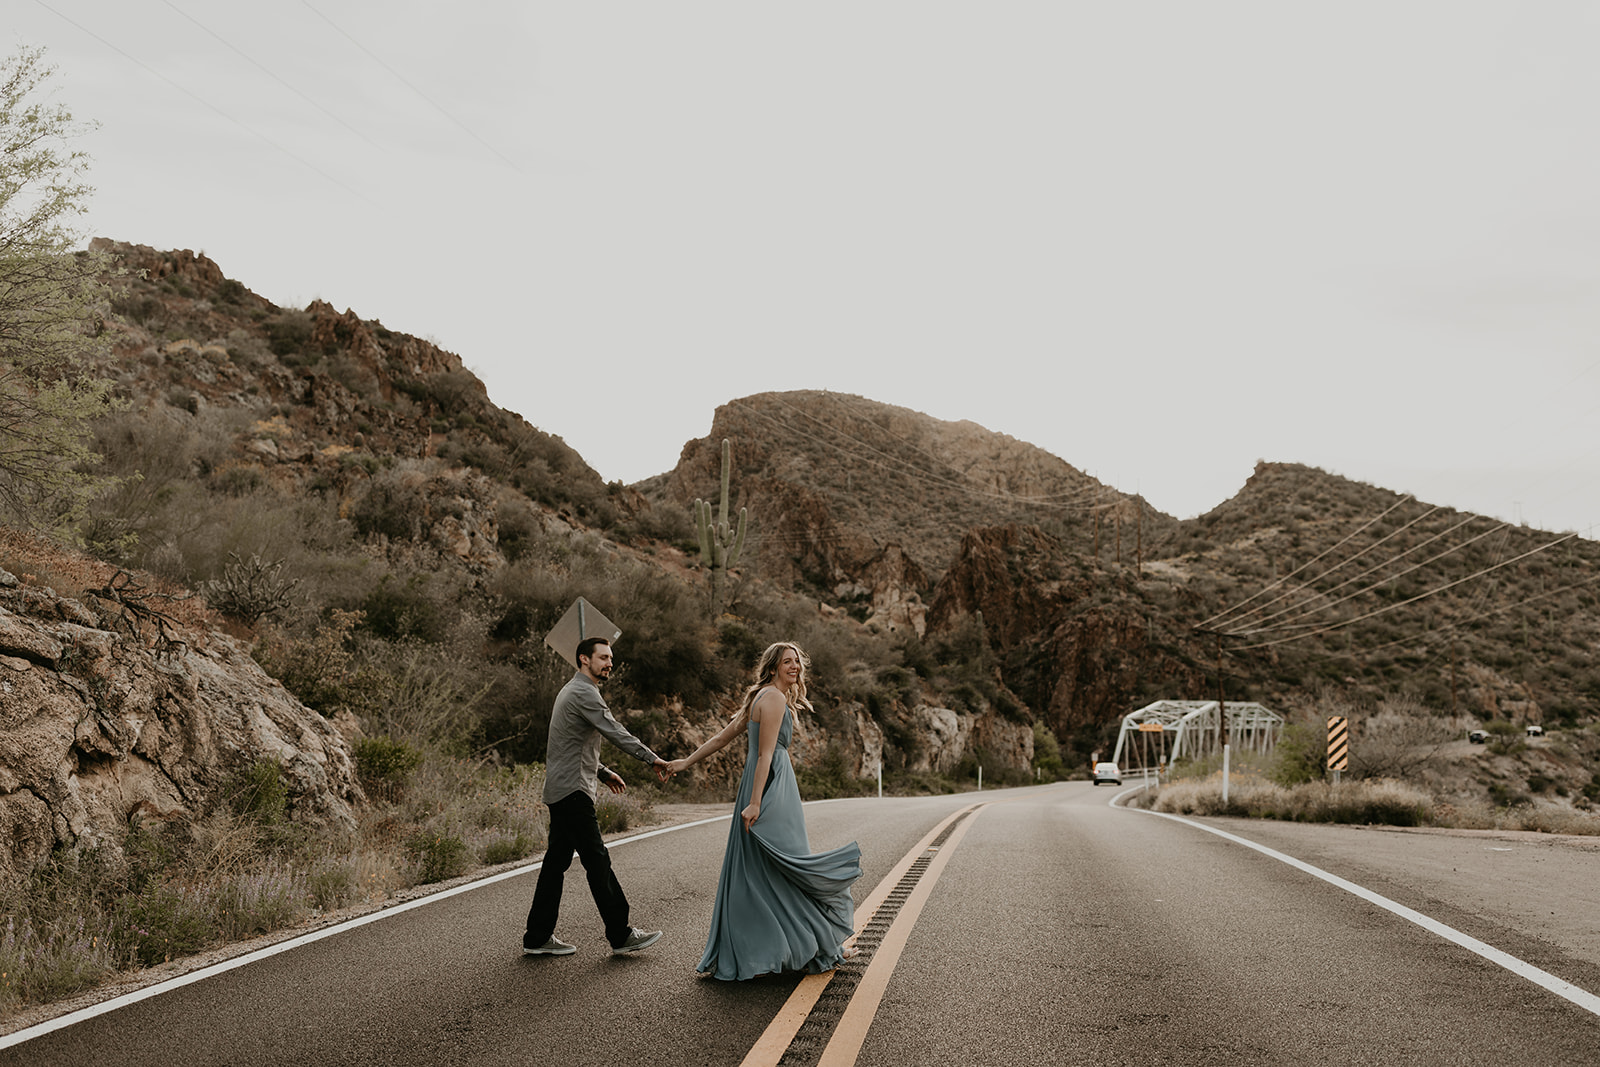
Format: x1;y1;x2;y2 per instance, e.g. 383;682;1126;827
524;791;630;948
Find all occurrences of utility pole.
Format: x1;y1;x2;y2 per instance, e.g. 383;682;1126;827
1194;626;1232;762
1136;498;1143;577
1450;639;1458;715
1215;630;1230;803
1115;507;1122;565
1216;631;1227;747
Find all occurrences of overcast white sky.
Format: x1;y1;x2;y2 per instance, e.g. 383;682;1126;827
11;2;1600;533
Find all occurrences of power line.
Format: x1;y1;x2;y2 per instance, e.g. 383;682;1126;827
1196;494;1413;630
299;0;521;173
161;0;386;152
1227;531;1579;651
1226;519;1514;638
1214;503;1444;632
33;0;370;202
1363;561;1600;658
1226;512;1488;635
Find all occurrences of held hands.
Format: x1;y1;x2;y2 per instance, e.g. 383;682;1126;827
654;758;686;783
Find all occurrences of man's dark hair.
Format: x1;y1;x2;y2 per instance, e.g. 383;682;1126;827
576;636;611;665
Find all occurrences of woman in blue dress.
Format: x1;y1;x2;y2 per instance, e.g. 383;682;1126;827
664;642;863;980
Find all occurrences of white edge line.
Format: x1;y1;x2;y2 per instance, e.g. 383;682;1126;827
1110;790;1600;1018
0;813;732;1051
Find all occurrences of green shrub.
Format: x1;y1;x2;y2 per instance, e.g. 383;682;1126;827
113;885;214;967
211;464;266;497
111;292;164;325
223;759;289;827
255;608;370;716
795;744;866;801
213;868;305;940
356;573;451;643
1270;723;1326;786
406;833;470;884
1031;722;1066;781
1488;781;1531;807
353;640;491;751
480;833;535;866
265;309;313;357
354;736;425;794
594;797;632;834
306;862;357;911
350;475;427;542
1486;737;1527;757
0;914;119;1012
1147;776;1432;826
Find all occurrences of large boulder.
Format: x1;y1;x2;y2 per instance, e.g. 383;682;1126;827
0;588;361;881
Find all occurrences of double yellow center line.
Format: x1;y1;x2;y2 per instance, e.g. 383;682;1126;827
739;802;988;1067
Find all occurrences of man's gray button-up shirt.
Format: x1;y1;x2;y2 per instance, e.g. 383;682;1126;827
542;671;659;804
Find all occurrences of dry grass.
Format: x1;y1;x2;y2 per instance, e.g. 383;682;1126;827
1138;772;1600;836
0;750;659;1020
1429;800;1600;836
0;526;121;599
1141;773;1434;826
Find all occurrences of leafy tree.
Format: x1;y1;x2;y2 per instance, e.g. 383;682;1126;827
1270;722;1327;786
0;45;120;532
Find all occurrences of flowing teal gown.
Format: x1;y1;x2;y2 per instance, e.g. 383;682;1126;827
697;701;863;980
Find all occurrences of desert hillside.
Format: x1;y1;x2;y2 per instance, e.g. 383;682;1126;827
9;240;1598;814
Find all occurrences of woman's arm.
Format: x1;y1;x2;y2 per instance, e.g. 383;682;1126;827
741;690;783;831
664;712;746;775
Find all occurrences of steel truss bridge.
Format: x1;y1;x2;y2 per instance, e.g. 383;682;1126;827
1110;699;1284;774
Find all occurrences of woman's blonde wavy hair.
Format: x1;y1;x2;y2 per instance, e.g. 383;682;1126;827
732;641;814;726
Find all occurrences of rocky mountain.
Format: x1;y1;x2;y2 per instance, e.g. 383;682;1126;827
4;237;1596;881
75;240;1600;745
645;391;1174;635
647;399;1600;755
81;241;1600;751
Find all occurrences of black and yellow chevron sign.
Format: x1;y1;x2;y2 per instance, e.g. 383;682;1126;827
1327;716;1349;771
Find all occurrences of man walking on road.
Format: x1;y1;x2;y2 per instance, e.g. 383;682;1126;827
524;636;670;957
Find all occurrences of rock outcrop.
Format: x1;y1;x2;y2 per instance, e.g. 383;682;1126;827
0;574;361;882
929;523;1205;740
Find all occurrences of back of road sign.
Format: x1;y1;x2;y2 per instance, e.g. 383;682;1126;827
544;597;621;669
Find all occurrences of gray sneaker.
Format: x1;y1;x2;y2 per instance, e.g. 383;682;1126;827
523;936;576;956
611;928;662;955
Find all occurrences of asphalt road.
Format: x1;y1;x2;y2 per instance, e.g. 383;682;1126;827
8;782;1600;1066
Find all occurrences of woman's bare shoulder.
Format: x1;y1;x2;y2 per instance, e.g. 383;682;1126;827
751;686;786;719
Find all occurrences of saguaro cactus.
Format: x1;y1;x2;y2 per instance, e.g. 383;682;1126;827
695;438;748;616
